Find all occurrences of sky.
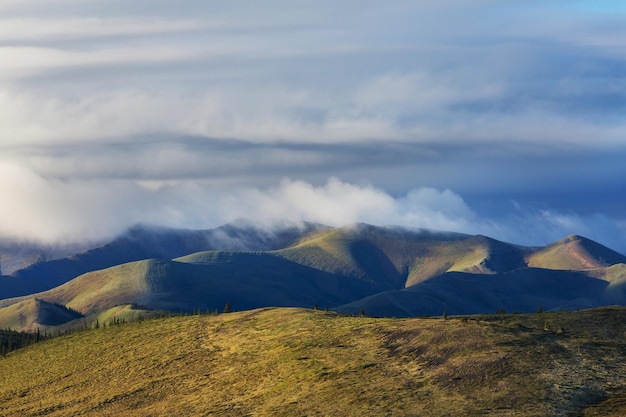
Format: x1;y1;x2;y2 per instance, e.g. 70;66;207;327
0;0;625;252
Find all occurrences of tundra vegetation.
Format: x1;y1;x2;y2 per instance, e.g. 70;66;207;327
1;307;626;416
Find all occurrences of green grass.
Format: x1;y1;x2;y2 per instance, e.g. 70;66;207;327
2;307;626;416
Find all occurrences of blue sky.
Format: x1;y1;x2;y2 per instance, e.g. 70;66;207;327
573;1;626;13
0;0;625;252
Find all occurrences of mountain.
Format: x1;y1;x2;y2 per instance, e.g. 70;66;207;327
336;233;626;317
0;239;96;275
0;222;327;300
0;223;625;332
274;224;529;287
0;298;83;332
526;234;626;270
3;307;626;416
335;268;611;317
0;253;383;322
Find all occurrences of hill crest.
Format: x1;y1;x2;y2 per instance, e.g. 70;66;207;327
527;234;626;270
1;223;625;331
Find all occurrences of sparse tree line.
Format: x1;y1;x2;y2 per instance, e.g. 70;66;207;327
0;328;48;357
0;302;237;357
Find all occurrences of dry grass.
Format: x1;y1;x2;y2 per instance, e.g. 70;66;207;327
1;307;626;416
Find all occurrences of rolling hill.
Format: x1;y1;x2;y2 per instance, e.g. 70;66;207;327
0;298;83;333
0;253;384;322
274;224;531;287
0;222;326;300
2;307;626;416
0;223;625;332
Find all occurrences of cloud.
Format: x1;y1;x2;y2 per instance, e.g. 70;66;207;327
0;18;206;42
2;1;626;149
0;168;623;253
0;1;624;254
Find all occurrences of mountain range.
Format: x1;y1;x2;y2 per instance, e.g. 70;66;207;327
1;222;625;332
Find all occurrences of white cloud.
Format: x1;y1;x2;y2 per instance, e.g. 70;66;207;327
2;80;625;151
0;163;135;242
0;0;623;253
0;88;186;145
0;18;206;41
0;168;622;253
0;45;206;75
1;0;625;148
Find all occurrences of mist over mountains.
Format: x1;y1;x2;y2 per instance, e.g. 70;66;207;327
1;222;625;332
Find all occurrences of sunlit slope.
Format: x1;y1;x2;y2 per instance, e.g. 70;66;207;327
585;264;626;303
0;252;386;320
0;298;83;332
3;224;624;305
274;224;528;287
527;235;626;271
2;224;625;332
0;222;324;300
588;263;626;284
2;308;626;416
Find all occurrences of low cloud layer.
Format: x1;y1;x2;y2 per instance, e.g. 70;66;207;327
0;167;623;253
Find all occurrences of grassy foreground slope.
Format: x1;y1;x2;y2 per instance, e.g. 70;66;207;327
2;308;626;416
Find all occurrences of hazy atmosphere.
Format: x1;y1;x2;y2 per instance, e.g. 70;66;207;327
1;0;625;251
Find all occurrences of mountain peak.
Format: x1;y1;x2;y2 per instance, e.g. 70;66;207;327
527;234;626;270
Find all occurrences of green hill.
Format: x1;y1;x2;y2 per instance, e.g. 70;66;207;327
2;307;626;416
